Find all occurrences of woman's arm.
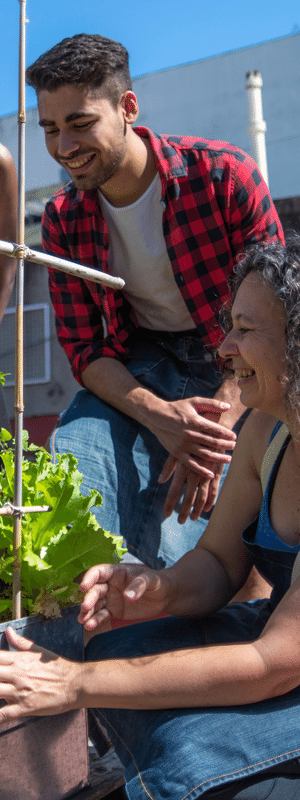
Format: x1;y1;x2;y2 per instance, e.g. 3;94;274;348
1;412;289;722
79;411;271;633
255;573;300;697
0;607;291;719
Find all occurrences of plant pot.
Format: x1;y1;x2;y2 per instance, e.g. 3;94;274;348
0;604;89;800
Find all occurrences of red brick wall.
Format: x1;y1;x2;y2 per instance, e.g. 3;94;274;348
10;415;58;448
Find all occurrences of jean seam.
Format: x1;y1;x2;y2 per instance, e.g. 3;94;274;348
179;750;300;799
102;709;300;800
94;710;300;800
93;710;156;800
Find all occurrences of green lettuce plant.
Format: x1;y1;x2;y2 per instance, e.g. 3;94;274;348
0;428;125;619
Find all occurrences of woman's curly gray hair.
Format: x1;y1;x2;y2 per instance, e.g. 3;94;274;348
223;233;300;412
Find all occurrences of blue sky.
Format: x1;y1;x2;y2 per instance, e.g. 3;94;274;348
0;0;299;118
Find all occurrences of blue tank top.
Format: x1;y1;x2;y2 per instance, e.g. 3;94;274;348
242;421;300;609
255;422;299;553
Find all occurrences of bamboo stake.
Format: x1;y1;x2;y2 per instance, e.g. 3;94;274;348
12;0;27;619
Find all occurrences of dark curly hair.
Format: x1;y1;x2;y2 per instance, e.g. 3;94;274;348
26;34;132;106
222;234;300;412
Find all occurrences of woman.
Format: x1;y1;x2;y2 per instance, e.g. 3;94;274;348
2;237;300;799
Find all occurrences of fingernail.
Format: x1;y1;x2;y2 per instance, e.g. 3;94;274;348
125;590;136;600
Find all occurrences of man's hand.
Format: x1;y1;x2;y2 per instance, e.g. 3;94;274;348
83;360;236;476
0;627;80;723
160;458;224;523
159;403;231;522
148;396;236;473
83;360;242;522
159;381;246;522
78;563;174;633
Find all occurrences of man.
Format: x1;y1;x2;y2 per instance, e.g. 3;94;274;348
26;34;283;571
0;144;17;431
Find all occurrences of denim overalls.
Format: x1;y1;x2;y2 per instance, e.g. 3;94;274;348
86;426;300;800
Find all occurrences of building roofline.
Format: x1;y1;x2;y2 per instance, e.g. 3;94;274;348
132;30;300;81
0;30;299;120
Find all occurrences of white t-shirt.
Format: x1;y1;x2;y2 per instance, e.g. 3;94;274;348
98;173;195;331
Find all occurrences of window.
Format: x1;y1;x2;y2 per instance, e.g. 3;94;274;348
0;304;51;386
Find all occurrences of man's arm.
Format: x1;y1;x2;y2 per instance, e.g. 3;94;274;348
45;199;236;491
0;145;17;322
82;357;237;476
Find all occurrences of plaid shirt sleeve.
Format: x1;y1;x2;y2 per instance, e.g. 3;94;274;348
221;152;283;253
42;192;137;384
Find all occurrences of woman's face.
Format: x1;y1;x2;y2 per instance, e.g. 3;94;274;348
219;271;288;418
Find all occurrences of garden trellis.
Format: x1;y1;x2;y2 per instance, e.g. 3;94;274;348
0;0;125;619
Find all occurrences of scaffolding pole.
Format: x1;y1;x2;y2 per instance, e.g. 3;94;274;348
12;0;27;619
8;1;124;620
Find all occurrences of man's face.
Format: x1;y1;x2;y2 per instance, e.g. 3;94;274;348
38;84;128;191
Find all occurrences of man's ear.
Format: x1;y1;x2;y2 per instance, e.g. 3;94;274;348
121;91;139;124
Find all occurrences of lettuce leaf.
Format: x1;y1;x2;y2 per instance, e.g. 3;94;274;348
0;429;126;617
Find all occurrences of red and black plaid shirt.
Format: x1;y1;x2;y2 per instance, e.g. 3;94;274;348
43;127;284;384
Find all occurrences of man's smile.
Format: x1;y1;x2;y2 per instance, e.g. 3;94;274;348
62;153;96;170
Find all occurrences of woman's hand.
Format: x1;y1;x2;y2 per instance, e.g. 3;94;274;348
78;563;174;633
0;627;81;723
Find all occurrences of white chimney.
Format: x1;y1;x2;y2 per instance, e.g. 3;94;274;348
245;70;269;186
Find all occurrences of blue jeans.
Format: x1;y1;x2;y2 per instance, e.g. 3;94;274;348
51;331;234;568
86;608;300;800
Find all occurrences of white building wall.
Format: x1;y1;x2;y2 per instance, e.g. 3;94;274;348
133;33;300;200
0;32;299;199
0;106;62;191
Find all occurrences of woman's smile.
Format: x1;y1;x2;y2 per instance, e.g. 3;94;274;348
219;271;287;416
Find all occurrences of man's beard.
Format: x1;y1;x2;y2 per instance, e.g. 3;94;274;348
69;148;126;191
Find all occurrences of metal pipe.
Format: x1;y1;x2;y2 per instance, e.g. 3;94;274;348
245;70;269;187
0;239;125;289
0;504;52;516
12;0;27;619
